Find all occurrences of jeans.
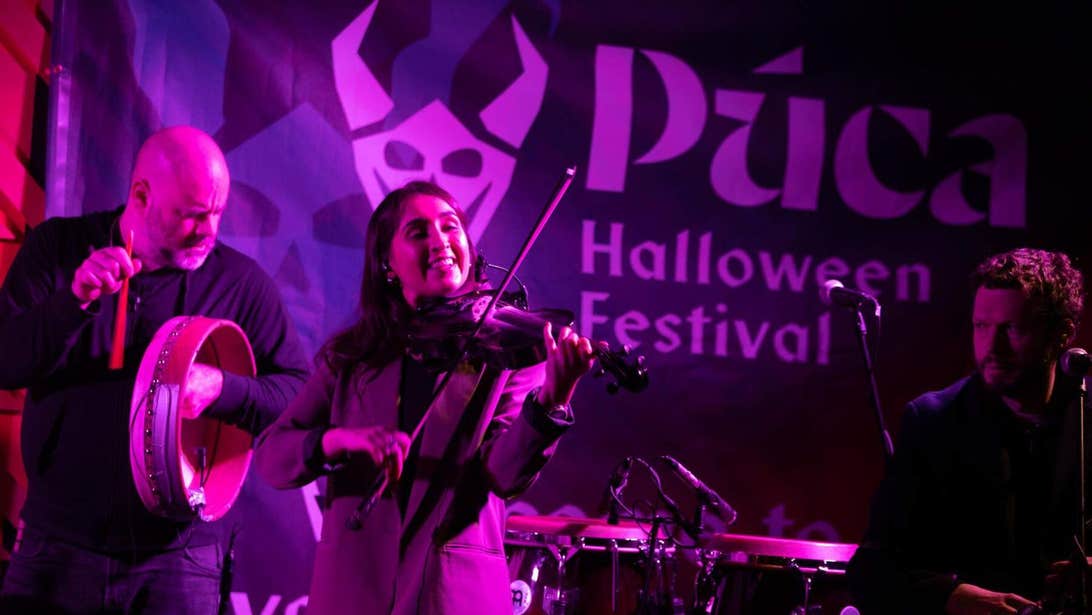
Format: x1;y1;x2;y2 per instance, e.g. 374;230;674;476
0;526;224;614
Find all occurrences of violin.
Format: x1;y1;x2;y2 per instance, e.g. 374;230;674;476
408;289;649;394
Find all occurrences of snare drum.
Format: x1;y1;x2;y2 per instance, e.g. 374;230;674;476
504;515;676;615
697;534;859;615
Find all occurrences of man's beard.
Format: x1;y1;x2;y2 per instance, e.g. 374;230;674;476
979;357;1050;399
163;244;212;270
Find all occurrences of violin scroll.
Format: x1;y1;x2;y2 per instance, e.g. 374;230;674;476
592;343;649;394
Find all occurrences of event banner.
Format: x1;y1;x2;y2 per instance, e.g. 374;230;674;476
45;0;1087;610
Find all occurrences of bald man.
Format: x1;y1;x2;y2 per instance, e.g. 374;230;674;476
0;126;309;613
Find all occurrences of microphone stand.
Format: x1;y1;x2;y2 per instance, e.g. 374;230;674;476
606;456;690;614
637;515;665;615
1078;377;1087;614
1045;375;1091;615
692;503;707;538
852;307;894;464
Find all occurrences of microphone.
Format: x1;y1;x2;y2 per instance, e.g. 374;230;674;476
609;457;633;490
607;456;633;524
1061;347;1092;377
821;279;881;318
605;457;633;524
659;455;737;526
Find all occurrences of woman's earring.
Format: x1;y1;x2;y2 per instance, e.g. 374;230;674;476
382;262;398;286
474;252;488;283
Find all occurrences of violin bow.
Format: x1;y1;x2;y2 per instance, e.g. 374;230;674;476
346;166;578;529
465;166;577;338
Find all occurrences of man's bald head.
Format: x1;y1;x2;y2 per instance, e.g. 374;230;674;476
131;126;229;207
124;126;230;271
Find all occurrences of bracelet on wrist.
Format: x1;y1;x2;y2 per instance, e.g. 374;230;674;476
532;387;572;419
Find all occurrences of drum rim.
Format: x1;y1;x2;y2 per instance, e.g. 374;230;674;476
701;532;858;564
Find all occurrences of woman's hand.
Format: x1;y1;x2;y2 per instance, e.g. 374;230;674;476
537;321;596;408
322;426;411;481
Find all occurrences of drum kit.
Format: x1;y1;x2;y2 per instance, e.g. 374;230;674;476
505;515;860;615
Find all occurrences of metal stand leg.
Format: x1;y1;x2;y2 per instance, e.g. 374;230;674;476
691;551;719;614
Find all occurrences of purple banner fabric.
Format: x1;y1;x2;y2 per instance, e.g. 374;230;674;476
45;0;1089;610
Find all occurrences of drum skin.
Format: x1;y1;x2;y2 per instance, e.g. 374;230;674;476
129;316;256;522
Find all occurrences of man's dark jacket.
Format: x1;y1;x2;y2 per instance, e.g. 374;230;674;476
848;373;1083;613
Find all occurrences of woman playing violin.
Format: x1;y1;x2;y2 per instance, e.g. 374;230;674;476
255;180;596;615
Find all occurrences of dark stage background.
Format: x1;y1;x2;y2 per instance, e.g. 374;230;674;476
41;0;1090;610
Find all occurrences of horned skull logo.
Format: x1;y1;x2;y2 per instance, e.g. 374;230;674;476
332;2;548;241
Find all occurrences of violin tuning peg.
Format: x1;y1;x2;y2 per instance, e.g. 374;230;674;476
593;366;606;378
621;344;632;356
637;355;646;366
607;381;620;395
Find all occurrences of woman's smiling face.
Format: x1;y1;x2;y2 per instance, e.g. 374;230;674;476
386;193;472;308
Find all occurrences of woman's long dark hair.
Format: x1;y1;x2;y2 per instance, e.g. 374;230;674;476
319;181;481;374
